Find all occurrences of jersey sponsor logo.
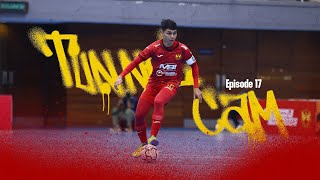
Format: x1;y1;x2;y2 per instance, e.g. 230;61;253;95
156;70;164;76
156;70;176;77
159;63;177;71
156;63;178;77
175;53;182;60
164;72;177;76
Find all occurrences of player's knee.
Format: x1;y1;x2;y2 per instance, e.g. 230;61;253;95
135;113;145;124
135;112;143;121
154;98;165;107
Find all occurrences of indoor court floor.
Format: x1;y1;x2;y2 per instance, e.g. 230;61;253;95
1;128;319;179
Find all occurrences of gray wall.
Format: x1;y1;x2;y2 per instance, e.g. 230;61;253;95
1;0;320;30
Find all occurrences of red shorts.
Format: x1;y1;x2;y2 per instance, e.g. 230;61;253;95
140;82;179;102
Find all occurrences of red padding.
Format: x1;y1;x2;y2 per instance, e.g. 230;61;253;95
0;95;12;130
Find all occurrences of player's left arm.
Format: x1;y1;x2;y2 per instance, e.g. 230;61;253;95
184;46;202;103
191;63;202;103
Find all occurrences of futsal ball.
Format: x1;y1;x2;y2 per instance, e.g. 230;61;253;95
140;144;158;162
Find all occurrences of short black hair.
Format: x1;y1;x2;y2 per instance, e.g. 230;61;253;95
161;19;177;31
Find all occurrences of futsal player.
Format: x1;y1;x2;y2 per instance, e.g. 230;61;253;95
114;19;202;157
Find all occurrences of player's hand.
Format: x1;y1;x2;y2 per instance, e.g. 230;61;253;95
114;76;123;90
193;88;202;103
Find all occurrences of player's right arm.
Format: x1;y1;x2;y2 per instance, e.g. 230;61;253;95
114;45;154;90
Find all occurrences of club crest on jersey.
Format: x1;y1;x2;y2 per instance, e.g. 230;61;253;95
175;53;182;60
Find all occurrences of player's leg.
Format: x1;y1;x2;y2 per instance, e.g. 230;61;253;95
125;109;134;132
132;90;154;157
149;83;178;145
135;97;154;143
111;107;120;132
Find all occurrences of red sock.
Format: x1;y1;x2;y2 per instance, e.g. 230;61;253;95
137;128;147;144
151;120;161;137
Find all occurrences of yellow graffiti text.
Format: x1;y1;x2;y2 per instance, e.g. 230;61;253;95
28;27;287;141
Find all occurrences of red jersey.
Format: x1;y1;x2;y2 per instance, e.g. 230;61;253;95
138;40;196;86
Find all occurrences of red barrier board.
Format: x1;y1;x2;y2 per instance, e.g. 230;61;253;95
258;99;319;136
0;95;12;130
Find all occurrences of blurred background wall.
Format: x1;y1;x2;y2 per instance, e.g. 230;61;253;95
1;0;320;30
